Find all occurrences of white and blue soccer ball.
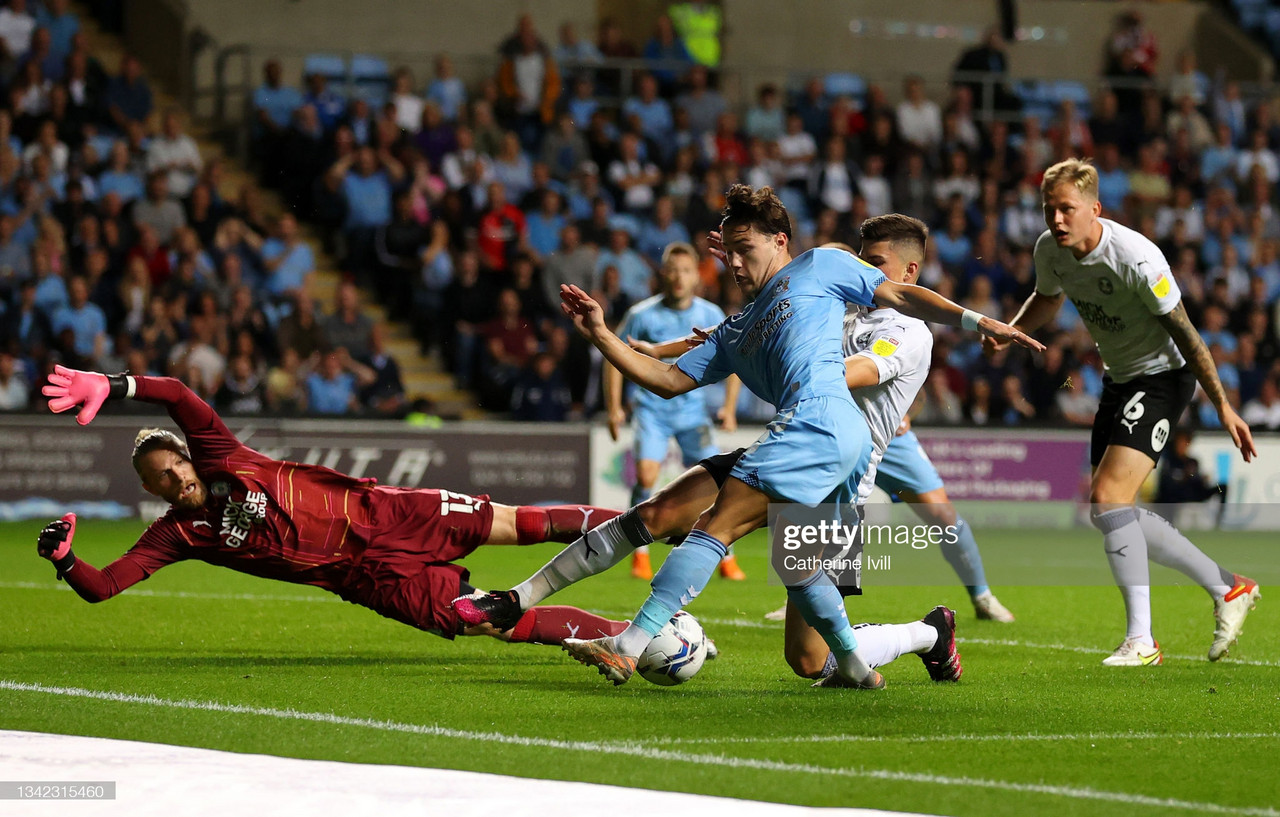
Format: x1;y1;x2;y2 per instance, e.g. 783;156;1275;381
637;611;708;686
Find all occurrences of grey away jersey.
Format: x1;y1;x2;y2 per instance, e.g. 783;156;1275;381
1033;218;1184;382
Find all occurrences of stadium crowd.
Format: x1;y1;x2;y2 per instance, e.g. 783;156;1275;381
2;3;1280;431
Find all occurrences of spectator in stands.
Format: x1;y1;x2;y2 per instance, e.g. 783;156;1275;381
36;0;77;62
0;351;29;410
539;112;589;182
554;22;602;68
525;188;566;262
252;58;302;184
326;144;404;275
277;292;328;361
497;19;560;150
643;14;692;96
896;75;942;155
425;54;467;123
952;26;1018;116
10;60;51;133
1242;374;1280;430
146;109;202;198
702;110;747;168
215;352;267;415
1108;10;1159;80
891;150;935;225
306;347;374;415
608;132;660;214
167;313;225;398
104;53;151;132
596;227;650;303
511;350;572;421
476;180;526;273
373;189;430;314
1237;128;1279;184
675;64;726;138
50;273;107;363
637;196;690;267
132;171;186;246
443;249;491;388
323;280;373;360
259;212;313;302
0;0;35;64
356;323;405;416
541;222;596;304
810;135;857;219
0;213;31;292
745;83;785;143
479;286;537;405
623;73;673;154
303;71;346;134
492;130;534;203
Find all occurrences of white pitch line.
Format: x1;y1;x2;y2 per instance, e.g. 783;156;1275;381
656;730;1280;746
957;636;1280;669
0;680;1276;817
0;581;340;605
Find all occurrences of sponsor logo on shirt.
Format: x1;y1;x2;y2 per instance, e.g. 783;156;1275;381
1070;299;1126;332
740;298;793;356
220;490;268;548
872;337;900;356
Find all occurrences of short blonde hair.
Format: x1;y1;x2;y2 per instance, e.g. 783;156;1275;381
660;241;699;268
1041;158;1099;200
132;428;189;477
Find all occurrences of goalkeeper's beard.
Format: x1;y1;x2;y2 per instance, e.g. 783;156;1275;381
171;480;208;511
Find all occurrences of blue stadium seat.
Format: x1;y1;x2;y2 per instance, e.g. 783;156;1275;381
1052;81;1092;118
1014;80;1054;121
303;53;346;83
823;72;866;101
351;54;391;107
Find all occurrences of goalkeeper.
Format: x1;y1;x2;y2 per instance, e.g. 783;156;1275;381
36;367;627;647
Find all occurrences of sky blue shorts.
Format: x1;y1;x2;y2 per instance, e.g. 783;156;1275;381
876;430;945;496
633;406;719;466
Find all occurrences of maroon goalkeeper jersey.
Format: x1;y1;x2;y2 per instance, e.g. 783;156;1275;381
85;377;381;596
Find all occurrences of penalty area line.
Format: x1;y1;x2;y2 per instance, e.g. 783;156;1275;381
0;679;1276;817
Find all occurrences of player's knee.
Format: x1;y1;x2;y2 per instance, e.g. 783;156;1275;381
635;496;684;540
1089;504;1138;533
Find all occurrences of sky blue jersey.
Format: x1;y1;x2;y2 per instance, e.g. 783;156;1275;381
675;248;887;410
618;295;727;420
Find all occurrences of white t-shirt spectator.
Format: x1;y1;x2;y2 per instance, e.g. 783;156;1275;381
860;174;892;217
1241;395;1280;430
392;92;425;133
1237;148;1279;183
776;131;816;184
896;100;942;150
608;157;658;212
0;6;35;59
147;133;203;198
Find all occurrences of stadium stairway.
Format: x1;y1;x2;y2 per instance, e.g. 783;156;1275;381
76;7;485;420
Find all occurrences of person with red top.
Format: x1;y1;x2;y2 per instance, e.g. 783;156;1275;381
36;367;626;646
476;181;527;273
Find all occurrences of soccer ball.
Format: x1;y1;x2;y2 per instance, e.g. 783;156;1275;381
636;611;708;686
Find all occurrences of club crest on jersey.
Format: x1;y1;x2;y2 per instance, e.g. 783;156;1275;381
1097;277;1113;295
774;276;790;293
855;331;873;350
872;337;900;356
210;481;230;497
220;490;267;548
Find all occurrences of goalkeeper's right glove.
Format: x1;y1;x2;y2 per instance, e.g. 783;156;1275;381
37;513;77;579
42;366;132;425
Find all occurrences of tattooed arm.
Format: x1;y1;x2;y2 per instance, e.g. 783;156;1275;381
1156;302;1256;462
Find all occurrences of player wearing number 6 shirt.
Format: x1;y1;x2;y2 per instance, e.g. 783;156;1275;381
988;158;1260;666
35;370;628;647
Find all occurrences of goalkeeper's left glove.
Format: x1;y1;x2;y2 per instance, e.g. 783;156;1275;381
37;513;77;579
42;366;131;425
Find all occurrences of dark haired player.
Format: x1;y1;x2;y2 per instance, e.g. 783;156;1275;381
545;186;1041;687
37;368;628;646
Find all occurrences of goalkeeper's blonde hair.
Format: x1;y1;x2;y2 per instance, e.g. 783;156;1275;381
1041;158;1099;200
131;428;190;477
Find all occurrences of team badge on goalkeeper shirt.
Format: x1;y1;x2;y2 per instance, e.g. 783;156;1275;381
872;337;900;356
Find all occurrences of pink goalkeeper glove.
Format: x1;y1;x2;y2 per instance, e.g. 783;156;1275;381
42;365;121;425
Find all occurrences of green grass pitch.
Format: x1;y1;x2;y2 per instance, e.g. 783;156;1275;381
1;520;1277;816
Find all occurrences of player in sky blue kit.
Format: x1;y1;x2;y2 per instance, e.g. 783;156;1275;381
606;242;745;581
548;185;1040;688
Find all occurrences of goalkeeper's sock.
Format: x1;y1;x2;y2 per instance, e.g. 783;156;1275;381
1137;508;1234;599
939;516;989;596
512;510;654;608
514;505;623;545
618;529;726;657
849;622;939;668
507;606;628;645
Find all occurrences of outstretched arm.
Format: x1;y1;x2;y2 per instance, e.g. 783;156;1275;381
1157;302;1256;462
983;291;1065;354
36;514;174;603
561;285;698;399
873;280;1045;352
43;368;241;460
